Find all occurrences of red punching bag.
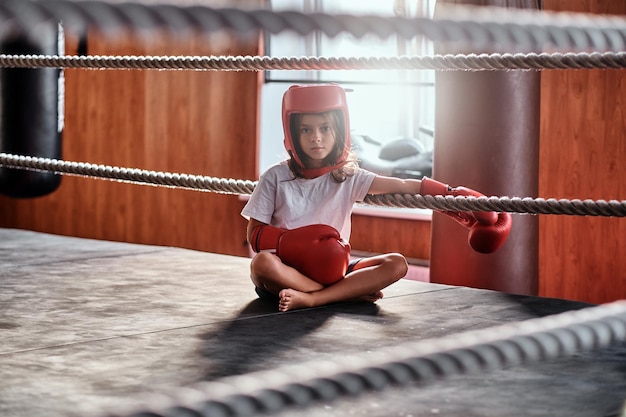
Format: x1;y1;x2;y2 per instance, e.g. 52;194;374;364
0;21;64;198
430;0;540;295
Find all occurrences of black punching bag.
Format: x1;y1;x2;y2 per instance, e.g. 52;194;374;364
430;0;540;295
0;22;64;198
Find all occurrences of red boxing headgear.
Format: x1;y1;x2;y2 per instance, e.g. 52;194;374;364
282;84;351;178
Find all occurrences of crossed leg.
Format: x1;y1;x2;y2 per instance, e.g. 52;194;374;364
250;252;408;312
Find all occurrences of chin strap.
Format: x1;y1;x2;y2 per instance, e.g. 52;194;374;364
289;150;349;179
299;161;349;179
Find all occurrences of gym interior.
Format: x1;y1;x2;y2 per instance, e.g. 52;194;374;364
1;1;625;416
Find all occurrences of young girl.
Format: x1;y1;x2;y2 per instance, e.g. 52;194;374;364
241;84;510;312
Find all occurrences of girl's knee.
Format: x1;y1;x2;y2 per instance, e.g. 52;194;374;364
251;252;281;277
385;253;409;279
354;253;408;280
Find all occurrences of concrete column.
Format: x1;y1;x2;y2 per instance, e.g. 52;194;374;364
430;0;540;295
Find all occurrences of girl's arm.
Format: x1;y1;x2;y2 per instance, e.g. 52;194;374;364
367;175;512;254
367;175;422;195
247;218;267;244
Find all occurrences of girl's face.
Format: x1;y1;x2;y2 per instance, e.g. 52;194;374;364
297;113;337;168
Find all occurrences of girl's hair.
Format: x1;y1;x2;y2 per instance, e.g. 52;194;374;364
287;110;359;183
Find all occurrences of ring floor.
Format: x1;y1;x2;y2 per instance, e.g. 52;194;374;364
1;228;625;417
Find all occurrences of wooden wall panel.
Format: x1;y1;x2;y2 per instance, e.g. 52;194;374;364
0;29;261;257
351;215;431;262
540;0;626;303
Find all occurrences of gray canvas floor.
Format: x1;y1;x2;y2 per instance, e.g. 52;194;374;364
1;228;625;417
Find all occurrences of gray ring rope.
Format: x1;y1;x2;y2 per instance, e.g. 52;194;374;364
1;51;626;71
0;152;257;196
106;300;626;417
363;193;626;217
2;152;626;217
2;1;626;52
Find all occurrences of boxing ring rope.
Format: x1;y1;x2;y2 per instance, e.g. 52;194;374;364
1;3;626;417
108;300;626;417
0;2;625;52
1;51;626;71
2;152;626;218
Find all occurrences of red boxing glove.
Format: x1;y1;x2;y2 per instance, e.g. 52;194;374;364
250;224;351;285
469;212;512;254
420;177;497;226
250;224;286;253
420;177;511;253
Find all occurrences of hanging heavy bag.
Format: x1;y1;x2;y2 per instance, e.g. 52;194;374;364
0;21;64;198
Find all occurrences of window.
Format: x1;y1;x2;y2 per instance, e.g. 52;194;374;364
260;0;436;219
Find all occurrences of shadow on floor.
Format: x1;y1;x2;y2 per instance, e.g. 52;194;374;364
197;298;387;381
502;292;593;317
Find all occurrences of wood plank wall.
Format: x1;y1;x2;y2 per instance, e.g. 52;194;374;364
540;0;626;303
0;28;262;257
351;215;431;261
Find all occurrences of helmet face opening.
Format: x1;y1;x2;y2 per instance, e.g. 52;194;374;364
282;84;351;178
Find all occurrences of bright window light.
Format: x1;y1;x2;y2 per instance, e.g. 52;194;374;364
262;0;436;186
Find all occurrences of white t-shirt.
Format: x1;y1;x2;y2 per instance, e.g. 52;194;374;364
241;161;377;242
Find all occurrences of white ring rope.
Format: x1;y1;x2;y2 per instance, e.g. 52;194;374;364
109;300;626;417
1;51;626;71
2;152;625;217
2;1;626;52
0;153;257;196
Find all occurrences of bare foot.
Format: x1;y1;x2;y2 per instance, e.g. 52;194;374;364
353;291;384;303
278;289;384;312
279;288;314;312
